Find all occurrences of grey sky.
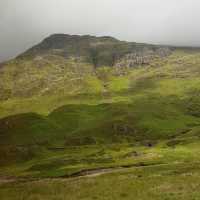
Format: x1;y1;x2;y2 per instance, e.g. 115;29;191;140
1;0;200;62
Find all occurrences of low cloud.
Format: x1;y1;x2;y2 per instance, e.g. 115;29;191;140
1;0;200;61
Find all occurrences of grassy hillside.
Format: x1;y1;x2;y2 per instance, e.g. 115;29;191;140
0;34;172;101
0;49;200;177
0;35;200;199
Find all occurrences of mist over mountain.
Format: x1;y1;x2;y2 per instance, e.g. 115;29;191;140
1;0;200;62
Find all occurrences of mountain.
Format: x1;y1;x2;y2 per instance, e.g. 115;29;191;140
0;34;173;101
0;34;200;181
19;34;172;66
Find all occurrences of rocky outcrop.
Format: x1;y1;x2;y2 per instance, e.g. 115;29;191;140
115;47;172;68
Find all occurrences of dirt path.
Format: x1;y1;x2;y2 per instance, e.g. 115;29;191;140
0;162;168;184
66;167;123;178
62;161;168;178
0;177;18;184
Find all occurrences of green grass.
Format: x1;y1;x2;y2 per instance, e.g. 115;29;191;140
0;49;200;199
1;50;200;166
2;142;200;199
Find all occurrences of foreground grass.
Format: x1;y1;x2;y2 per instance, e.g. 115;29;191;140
1;138;200;179
1;160;200;200
1;138;200;199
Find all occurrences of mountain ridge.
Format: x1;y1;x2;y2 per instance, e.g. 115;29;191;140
17;33;200;60
17;33;173;66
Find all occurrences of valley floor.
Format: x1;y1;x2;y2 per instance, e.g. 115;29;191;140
1;140;200;200
1;160;200;200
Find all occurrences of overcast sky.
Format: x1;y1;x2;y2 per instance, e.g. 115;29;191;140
1;0;200;62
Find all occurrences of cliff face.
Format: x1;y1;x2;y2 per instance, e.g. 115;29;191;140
115;47;172;68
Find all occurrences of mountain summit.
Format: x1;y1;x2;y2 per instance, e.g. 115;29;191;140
19;34;172;67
